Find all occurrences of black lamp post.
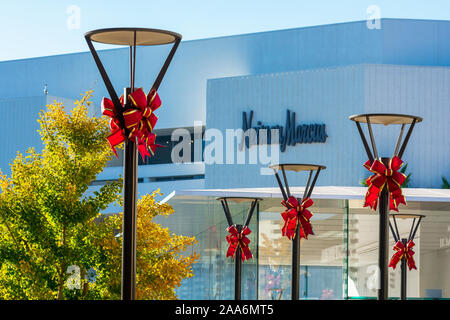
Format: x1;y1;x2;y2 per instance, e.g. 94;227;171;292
85;28;181;300
389;213;425;300
217;197;262;300
349;113;422;300
269;164;326;300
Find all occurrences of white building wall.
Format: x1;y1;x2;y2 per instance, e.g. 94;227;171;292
205;64;450;190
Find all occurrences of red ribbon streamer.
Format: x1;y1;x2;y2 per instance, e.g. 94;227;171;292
101;88;163;160
389;240;417;271
226;225;252;261
363;156;407;212
280;196;314;240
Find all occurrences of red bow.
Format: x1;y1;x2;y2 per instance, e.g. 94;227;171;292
363;156;407;212
280;196;314;240
101;88;163;160
389;240;417;271
226;225;252;261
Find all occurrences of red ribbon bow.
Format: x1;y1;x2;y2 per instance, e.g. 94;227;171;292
388;240;417;271
363;156;407;212
280;196;314;240
226;225;252;261
101;88;162;160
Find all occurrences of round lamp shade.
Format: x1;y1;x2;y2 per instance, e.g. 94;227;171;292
390;213;426;220
216;197;262;204
85;28;181;46
269;164;326;172
349;113;423;125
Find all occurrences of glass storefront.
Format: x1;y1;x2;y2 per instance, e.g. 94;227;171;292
348;200;450;299
257;198;346;300
157;196;258;299
159;194;450;300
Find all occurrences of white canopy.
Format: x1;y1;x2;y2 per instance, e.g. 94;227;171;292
163;186;450;203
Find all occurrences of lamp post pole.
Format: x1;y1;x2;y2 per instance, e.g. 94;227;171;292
388;213;423;300
122;88;138;300
349;113;422;301
292;223;301;300
400;238;407;300
270;164;324;300
235;224;243;300
85;28;182;300
218;197;260;300
378;157;390;300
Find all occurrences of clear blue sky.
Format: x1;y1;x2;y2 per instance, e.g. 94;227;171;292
1;0;449;61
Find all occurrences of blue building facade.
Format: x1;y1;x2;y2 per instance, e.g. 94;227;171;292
1;19;450;299
1;19;450;191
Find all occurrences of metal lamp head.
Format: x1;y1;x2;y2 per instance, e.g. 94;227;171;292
85;28;181;46
269;163;326;201
389;213;425;243
217;197;262;228
349;113;422;162
85;27;182;118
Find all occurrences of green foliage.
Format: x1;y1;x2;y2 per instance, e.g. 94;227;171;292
442;176;450;189
85;191;199;300
0;91;122;299
399;163;411;188
0;91;197;299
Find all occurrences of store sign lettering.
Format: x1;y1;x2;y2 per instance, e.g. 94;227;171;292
242;110;328;152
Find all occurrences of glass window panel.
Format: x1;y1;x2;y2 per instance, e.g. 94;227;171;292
347;202;379;299
164;196;259;299
165;194;450;300
348;200;450;300
258;198;346;300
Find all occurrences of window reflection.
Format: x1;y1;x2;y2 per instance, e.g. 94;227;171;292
348;201;450;299
258;199;346;300
166;196;450;300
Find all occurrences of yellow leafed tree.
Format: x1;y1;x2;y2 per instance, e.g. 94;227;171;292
94;190;199;300
0;91;198;299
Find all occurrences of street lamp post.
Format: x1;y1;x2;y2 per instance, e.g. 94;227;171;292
349;113;422;300
389;213;425;300
269;164;326;300
217;197;262;300
85;28;182;300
